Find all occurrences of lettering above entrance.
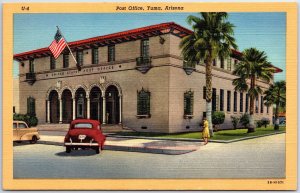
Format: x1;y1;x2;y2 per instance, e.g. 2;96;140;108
44;66;114;79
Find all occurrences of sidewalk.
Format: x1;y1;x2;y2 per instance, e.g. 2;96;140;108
38;135;201;155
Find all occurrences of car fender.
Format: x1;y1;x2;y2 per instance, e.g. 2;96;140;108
20;132;40;141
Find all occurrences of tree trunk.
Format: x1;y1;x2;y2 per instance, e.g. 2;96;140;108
248;76;256;133
206;57;213;136
206;101;213;135
274;103;279;130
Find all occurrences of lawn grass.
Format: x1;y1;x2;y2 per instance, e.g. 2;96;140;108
114;126;285;141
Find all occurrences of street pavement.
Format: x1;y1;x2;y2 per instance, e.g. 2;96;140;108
13;133;285;179
38;132;201;155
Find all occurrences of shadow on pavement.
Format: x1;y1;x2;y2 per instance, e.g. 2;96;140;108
55;149;99;157
13;142;35;147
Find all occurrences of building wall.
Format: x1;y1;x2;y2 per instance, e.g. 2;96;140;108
17;33;274;133
13;77;20;113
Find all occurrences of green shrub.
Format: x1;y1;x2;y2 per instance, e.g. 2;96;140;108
239;113;250;128
261;117;270;128
231;116;240;129
13;113;38;127
212;111;225;131
256;120;263;128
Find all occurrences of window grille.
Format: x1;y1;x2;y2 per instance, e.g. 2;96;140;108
63;53;69;68
220;89;224;111
108;45;115;62
137;88;150;116
50;56;56;70
184;90;194;115
27;97;36;116
92;47;99;64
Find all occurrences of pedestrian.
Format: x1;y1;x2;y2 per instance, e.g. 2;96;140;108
202;117;210;145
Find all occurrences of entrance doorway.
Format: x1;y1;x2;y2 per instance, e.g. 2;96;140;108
62;89;73;123
75;88;87;119
105;85;119;124
90;87;102;122
49;90;59;123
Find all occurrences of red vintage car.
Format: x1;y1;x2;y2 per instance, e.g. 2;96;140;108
64;119;106;154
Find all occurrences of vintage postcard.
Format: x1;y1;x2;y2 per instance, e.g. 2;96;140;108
2;2;297;190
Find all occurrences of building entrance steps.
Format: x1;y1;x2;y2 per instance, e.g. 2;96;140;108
38;123;125;134
38;124;69;131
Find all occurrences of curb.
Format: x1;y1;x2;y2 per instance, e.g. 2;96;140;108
107;131;286;143
37;140;198;155
218;131;286;143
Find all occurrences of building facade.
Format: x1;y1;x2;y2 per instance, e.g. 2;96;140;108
14;22;281;133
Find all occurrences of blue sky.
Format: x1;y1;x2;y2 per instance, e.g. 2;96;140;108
13;12;286;81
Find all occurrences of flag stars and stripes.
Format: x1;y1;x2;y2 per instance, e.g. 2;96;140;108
49;30;67;59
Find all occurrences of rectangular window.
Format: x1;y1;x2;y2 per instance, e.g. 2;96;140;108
203;86;206;100
137;88;150;116
108;45;115;62
141;39;149;57
184;91;194;116
227;91;231;112
261;96;264;113
63;53;69;68
76;50;83;66
245;94;249;112
240;92;243;112
50;56;56;70
203;112;206;119
92;47;99;64
234;91;237;112
267;106;269;114
255;96;259;113
27;97;36;116
212;88;217;112
213;59;216;66
13;106;16;114
29;59;34;73
220;58;224;69
220;89;224;111
227;58;231;71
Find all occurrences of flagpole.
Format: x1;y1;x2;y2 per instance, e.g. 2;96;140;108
56;26;81;71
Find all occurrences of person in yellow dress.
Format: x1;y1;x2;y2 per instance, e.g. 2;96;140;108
202;117;210;145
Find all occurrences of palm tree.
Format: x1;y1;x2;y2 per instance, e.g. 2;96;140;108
233;48;275;133
263;80;286;130
180;12;237;136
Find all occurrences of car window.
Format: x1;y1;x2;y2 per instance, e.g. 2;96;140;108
13;123;17;129
18;123;27;129
73;123;93;129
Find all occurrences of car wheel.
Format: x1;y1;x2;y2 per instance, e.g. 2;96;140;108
30;136;37;144
66;147;71;153
95;147;100;154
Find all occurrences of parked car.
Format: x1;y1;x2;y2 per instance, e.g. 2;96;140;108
279;120;286;126
13;121;40;144
64;119;106;154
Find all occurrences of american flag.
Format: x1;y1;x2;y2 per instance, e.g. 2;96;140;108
48;30;67;59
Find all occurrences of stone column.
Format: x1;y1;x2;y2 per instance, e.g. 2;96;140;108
59;98;63;123
87;96;90;119
72;97;76;120
47;100;50;123
119;95;122;124
102;92;106;124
